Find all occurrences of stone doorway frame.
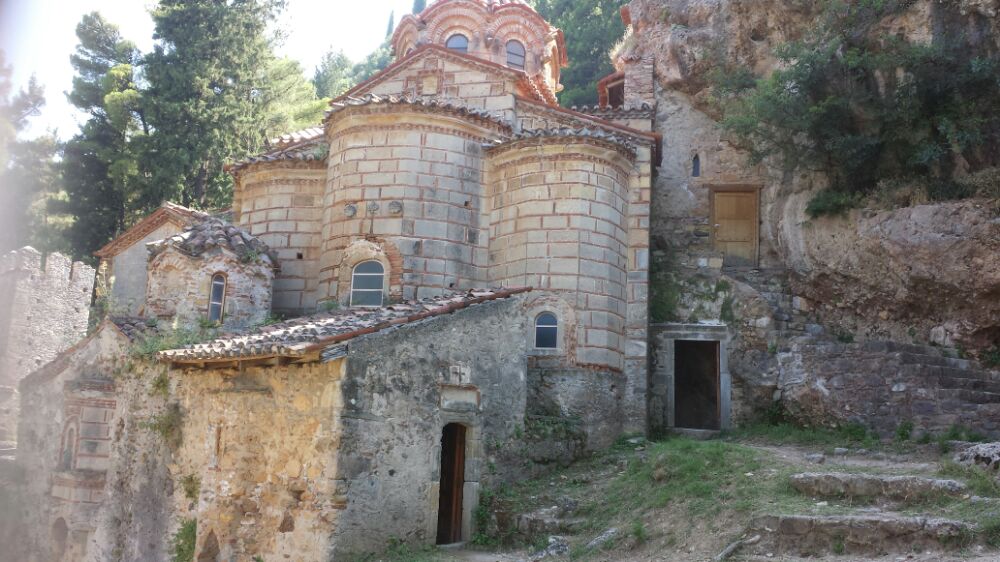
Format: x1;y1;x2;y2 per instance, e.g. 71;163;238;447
650;323;732;432
431;408;482;544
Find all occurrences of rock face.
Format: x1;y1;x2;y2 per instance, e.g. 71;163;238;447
629;0;1000;433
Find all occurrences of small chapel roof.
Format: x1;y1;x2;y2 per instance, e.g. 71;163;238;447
94;202;209;259
147;217;277;267
157;287;531;366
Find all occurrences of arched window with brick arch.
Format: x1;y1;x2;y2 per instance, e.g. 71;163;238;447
208;273;226;323
59;425;76;470
446;34;469;53
351;261;385;307
506;40;526;70
534;312;558;349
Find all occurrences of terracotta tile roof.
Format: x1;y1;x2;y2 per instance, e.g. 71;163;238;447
158;287;531;365
147;218;278;267
485;127;638;155
94;203;209;259
326;94;511;131
229;128;327;173
572;104;656;120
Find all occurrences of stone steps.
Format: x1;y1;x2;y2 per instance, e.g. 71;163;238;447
747;514;975;557
789;472;967;502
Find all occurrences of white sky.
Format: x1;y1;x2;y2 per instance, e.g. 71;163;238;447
0;0;414;139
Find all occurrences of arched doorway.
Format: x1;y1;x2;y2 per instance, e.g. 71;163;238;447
51;518;68;561
197;530;220;562
436;423;467;544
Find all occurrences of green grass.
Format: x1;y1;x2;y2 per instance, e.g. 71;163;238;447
724;421;880;449
143;403;184;448
346;541;446;562
171;519;196;562
938;460;1000;498
180;474;200;501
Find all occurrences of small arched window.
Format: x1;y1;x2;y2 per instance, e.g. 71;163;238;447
208;274;226;323
60;428;75;470
351;261;385;307
534;313;558;349
506;40;526;70
692;154;701;177
446;34;469;53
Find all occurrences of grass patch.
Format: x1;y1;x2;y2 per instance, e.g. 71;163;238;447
171;518;196;562
347;541;445;562
150;371;170;398
725;421;879;449
130;326;219;360
938;461;1000;498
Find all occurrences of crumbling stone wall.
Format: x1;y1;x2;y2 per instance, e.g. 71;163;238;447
0;248;94;445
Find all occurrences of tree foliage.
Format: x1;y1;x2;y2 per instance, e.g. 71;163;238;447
530;0;628;107
0;52;66;254
412;0;427;14
712;0;1000;216
313;50;354;99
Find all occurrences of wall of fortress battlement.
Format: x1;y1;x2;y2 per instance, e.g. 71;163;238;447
0;247;94;443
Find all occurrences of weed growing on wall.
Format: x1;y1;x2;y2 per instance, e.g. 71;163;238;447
171;519;196;562
180;474;200;501
144;403;184;449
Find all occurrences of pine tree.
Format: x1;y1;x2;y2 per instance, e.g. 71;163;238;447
259;57;328;138
142;0;285;209
59;12;144;258
313;50;355;99
531;0;628;107
412;0;427;14
386;11;396;38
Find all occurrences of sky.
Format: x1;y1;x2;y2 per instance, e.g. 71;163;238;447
0;0;414;139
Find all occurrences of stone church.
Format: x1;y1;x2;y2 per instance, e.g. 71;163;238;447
10;2;660;560
8;0;998;561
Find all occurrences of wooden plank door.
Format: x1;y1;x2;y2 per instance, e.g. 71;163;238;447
712;190;759;266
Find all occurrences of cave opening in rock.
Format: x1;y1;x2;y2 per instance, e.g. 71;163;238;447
674;340;721;430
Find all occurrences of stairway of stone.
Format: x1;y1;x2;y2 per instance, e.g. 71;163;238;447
746;470;987;557
724;267;821;338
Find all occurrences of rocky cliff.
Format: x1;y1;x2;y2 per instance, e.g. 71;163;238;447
628;0;1000;354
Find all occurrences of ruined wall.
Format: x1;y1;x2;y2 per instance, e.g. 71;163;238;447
0;248;94;445
236;163;327;315
106;223;181;315
168;361;345;562
331;297;528;555
15;325;133;562
146;248;274;330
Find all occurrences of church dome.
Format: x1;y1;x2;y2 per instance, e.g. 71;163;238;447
391;0;567;94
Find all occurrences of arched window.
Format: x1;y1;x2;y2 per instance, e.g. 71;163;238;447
506;40;526;70
446;34;469;53
351;261;385;307
534;313;558;349
208;274;226;323
692;154;701;177
60;428;75;470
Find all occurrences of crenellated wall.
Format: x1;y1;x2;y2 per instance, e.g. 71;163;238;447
0;247;94;444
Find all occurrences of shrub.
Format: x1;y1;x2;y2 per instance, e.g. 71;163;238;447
180;474;200;501
144;403;183;448
806;190;861;218
712;0;1000;214
894;420;914;442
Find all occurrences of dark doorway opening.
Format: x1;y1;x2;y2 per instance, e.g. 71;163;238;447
674;340;721;430
436;423;467;545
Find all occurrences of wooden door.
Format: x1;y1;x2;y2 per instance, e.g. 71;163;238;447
436;423;466;544
712;190;759;266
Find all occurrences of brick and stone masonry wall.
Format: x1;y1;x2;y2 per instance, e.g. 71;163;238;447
0;248;94;444
486;139;633;371
146;249;274;330
320;107;509;302
236;164;326;315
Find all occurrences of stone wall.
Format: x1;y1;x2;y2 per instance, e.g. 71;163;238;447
778;340;1000;439
14;323;133;562
235;164;326;315
0;248;94;444
321;106;508;302
332;295;529;556
146;248;274;330
107;223;181;315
